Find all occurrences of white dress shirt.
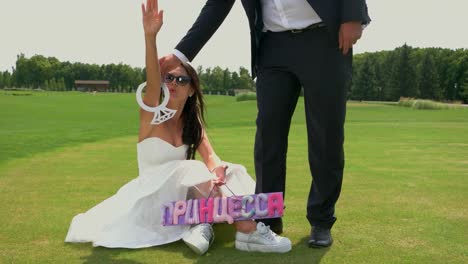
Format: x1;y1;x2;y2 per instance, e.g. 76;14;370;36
261;0;322;32
174;0;322;63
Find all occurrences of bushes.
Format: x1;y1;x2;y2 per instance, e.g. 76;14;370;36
236;92;256;102
398;97;459;110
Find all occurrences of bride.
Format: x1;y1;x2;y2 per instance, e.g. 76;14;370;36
65;0;291;254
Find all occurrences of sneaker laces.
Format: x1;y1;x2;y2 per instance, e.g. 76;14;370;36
256;222;277;241
198;224;214;244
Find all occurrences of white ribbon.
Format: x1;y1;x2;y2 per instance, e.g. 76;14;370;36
136;82;177;125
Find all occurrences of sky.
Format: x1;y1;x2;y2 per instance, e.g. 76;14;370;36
0;0;467;72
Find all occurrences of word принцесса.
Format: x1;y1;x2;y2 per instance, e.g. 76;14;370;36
162;192;284;225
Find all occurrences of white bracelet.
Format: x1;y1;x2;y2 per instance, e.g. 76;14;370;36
210;165;223;174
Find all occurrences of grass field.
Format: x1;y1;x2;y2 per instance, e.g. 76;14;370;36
1;91;467;263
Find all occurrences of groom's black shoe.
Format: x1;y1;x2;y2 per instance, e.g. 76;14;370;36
257;218;283;234
308;226;333;248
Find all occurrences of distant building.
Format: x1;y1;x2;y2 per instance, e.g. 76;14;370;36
75;80;109;92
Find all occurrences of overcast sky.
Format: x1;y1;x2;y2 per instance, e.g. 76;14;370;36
0;0;467;72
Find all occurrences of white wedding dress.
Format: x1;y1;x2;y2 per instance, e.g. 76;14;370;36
65;137;255;248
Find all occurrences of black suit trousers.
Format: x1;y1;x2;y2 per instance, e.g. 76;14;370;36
254;27;352;229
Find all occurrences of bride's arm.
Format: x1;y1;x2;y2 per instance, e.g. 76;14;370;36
197;130;227;185
139;0;164;141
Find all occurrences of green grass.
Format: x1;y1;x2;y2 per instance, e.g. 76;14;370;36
1;92;467;263
0;90;142;163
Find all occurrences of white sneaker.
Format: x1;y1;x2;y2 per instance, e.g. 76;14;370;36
235;222;292;253
182;224;214;255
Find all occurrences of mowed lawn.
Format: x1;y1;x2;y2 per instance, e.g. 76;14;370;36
0;91;467;263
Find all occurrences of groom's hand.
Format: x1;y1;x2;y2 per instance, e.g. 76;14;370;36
159;54;182;75
339;21;363;55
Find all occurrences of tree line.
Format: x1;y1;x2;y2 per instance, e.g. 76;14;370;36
1;45;467;103
0;54;255;93
352;44;468;103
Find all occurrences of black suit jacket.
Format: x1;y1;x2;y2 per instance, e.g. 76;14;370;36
175;0;370;77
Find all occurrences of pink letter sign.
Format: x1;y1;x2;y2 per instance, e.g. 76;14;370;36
161;192;284;226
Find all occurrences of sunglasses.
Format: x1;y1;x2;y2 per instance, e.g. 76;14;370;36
163;73;191;86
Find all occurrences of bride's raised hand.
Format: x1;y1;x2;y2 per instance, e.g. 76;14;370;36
141;0;163;36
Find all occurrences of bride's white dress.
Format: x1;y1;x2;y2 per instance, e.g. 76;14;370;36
65;137;255;248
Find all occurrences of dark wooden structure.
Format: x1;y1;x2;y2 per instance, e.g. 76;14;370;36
75;80;109;92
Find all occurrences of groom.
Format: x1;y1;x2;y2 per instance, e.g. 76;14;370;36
160;0;370;248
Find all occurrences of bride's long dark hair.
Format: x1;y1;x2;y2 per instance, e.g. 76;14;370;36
180;62;205;160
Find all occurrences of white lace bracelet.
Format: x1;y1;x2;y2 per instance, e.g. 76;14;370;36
210;165;224;174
